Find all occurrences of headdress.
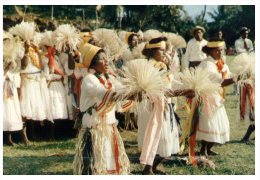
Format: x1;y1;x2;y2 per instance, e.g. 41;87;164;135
33;32;43;47
144;40;166;49
3;36;24;68
52;24;81;52
192;25;205;34
206;40;225;48
92;28;127;57
76;43;102;68
124;32;137;43
40;31;55;47
240;27;250;34
9;21;36;41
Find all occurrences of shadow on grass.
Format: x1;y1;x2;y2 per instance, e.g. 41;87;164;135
227;139;255;145
3;154;74;175
13;140;75;151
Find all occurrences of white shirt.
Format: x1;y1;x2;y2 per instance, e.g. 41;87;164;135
235;37;254;54
184;38;207;69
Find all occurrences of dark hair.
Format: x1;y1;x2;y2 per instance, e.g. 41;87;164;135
81;28;92;32
240;27;250;35
202;46;212;54
89;49;105;68
142;36;167;59
127;33;138;45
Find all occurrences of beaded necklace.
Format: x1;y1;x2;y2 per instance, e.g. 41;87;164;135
28;47;42;69
94;72;112;90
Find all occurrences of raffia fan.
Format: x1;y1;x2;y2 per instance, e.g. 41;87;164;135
40;31;54;47
120;43;145;62
118;30;128;43
162;32;187;49
3;37;24;65
33;32;43;47
231;53;255;81
92;28;127;57
115;59;169;101
121;48;133;62
52;24;81;52
143;29;162;42
9;21;36;41
131;42;146;59
174;68;221;100
137;30;144;39
174;67;222;120
3;31;13;40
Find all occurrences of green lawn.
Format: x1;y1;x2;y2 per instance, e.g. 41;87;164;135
3;56;255;175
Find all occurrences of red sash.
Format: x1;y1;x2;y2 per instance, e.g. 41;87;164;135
47;46;65;77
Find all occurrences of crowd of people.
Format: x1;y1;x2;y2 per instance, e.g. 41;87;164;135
3;21;255;175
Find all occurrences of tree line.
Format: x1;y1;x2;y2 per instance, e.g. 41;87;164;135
3;5;255;48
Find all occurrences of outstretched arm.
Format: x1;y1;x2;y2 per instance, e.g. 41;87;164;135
166;89;195;99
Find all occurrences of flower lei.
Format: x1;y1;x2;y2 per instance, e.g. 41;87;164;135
94;72;112;90
28;47;42;69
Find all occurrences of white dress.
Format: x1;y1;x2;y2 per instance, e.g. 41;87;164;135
59;52;74;120
46;56;68;120
20;54;49;121
3;71;23;131
137;59;180;158
40;56;53;122
75;72;130;174
196;56;230;144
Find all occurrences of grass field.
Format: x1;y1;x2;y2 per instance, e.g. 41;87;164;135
3;56;255;175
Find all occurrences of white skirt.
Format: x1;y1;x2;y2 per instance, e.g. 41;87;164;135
137;101;179;157
196;105;230;144
3;90;23;132
157;104;180;156
49;81;68;120
40;78;53;121
20;75;48;121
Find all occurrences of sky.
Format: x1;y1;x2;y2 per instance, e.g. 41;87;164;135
183;5;218;22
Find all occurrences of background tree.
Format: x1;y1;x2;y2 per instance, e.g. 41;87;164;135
3;5;255;48
207;5;255;47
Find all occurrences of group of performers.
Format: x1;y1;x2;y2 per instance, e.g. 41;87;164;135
3;22;255;175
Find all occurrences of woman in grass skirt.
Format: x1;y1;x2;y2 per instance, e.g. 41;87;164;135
73;43;131;175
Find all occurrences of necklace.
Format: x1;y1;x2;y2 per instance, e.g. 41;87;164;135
94;72;112;90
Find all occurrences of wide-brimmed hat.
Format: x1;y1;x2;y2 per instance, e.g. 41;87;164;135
206;40;225;48
76;43;102;68
192;25;206;34
240;27;250;34
202;38;224;54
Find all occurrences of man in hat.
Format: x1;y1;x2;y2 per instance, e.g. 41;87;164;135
234;27;255;143
233;27;254;96
183;25;207;69
235;27;254;54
